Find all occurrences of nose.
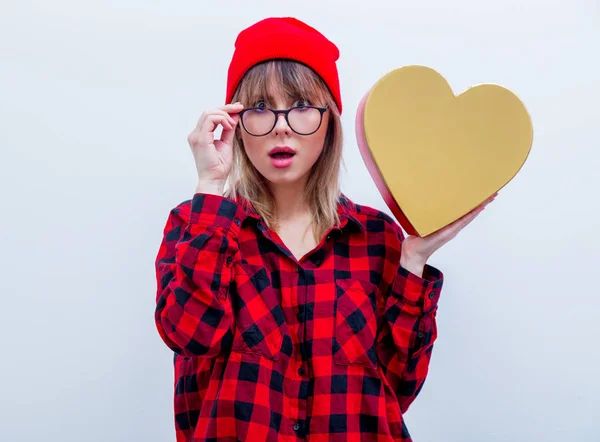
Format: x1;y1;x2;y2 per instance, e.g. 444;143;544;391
273;112;291;135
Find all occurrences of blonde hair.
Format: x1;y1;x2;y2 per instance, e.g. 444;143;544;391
224;59;344;242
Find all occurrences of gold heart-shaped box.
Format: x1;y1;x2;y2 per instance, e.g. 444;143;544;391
355;65;533;237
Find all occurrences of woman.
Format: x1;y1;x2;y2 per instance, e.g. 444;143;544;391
155;16;496;442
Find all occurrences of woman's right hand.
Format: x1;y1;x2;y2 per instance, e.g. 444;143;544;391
187;102;244;195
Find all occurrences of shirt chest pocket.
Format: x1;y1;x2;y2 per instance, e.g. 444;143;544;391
334;279;379;368
230;263;286;361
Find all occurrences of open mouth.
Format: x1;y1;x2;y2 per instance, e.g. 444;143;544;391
269;149;296;168
269;152;295;159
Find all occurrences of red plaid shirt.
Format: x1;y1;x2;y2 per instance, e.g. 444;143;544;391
155;192;444;441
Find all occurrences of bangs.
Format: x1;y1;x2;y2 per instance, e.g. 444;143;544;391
226;60;344;241
236;60;330;108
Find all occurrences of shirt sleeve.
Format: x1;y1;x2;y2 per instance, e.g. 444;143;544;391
376;231;444;414
154;193;245;358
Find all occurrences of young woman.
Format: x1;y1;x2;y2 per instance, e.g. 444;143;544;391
155;17;496;442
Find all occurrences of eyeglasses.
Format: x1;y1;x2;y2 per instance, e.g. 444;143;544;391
238;104;329;137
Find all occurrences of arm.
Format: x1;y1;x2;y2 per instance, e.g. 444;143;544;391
377;193;496;413
377;231;444;414
154;193;245;358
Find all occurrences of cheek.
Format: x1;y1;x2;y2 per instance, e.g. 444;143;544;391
305;123;329;160
305;139;325;163
240;134;262;163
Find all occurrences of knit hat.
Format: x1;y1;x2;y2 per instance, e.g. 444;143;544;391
225;17;343;114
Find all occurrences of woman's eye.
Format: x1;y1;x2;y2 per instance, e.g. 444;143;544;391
254;101;267;108
294;99;310;108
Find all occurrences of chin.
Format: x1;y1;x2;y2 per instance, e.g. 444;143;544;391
256;165;307;186
262;171;303;185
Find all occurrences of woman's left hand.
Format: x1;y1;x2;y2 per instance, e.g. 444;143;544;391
400;192;499;272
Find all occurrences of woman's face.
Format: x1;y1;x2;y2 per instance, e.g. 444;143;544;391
239;91;330;187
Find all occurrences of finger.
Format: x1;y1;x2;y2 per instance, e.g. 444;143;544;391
434;199;489;243
198;110;236;129
212;108;240;123
461;207;483;227
200;115;233;137
484;192;498;205
469;203;486;219
189;113;236;147
208;115;233;131
211;104;244;125
472;195;494;213
218;102;245;114
220;118;238;146
195;104;243;129
464;203;485;218
450;205;483;233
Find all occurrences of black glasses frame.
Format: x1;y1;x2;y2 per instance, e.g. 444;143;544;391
238;104;329;137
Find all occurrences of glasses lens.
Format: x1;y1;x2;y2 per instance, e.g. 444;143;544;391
288;107;322;134
242;108;276;136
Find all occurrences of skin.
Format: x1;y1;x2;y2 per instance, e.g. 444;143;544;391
400;192;497;277
240;97;329;194
239;94;330;231
189;90;497;272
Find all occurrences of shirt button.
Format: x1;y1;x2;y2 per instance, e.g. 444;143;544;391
298;366;304;376
417;332;424;338
326;234;331;240
226;256;233;265
234;218;241;226
428;291;435;299
293;422;300;431
296;312;302;321
296;265;302;273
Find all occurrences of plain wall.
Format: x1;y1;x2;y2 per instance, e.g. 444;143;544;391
1;1;598;441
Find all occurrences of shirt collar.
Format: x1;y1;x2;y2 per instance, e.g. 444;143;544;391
337;193;365;233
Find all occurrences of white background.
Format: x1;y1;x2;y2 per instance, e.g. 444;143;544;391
1;1;599;441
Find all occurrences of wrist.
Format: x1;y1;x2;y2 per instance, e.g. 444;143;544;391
400;253;427;278
195;180;225;196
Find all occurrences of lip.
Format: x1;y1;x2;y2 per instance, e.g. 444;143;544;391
268;146;296;169
269;145;296;155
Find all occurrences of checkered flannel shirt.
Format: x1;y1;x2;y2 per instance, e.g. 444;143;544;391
155;192;444;441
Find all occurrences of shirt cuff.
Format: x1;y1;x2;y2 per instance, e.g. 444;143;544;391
188;193;247;234
393;263;444;314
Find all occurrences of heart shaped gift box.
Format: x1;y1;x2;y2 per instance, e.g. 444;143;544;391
355;65;533;237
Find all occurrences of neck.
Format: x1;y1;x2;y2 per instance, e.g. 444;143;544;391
268;179;311;223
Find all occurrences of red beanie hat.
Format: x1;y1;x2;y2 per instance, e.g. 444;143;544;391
225;17;343;114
